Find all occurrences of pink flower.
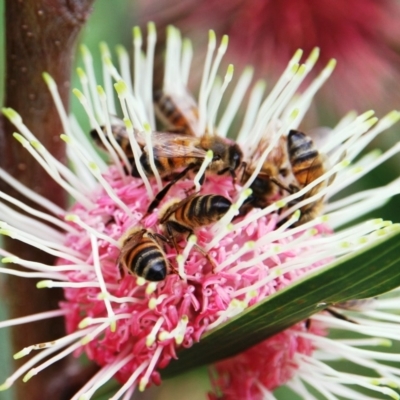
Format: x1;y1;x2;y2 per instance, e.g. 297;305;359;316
1;24;400;400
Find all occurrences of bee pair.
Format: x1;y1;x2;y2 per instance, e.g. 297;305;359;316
118;193;232;281
242;129;330;226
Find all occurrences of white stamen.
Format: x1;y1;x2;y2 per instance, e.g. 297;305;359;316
91;234;116;332
0;190;77;234
0;221;82;258
133;26;143;99
0;202;65;242
139;345;163;391
0;267;64;281
145;22;156;128
198;30;217;134
193;150;213;191
99;42;117;115
218;66;254;137
79;45;103;120
79;350;134;400
146;316;164;347
61;133;134;218
10;131;94;208
65;214;119;246
181;37;193;87
0;168;65;216
236;80;266;145
94;86;128;180
0;309;67;329
208;64;234;133
143;123;163;190
108;361;148;400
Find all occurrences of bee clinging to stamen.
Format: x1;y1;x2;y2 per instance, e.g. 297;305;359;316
159;194;232;268
153;89;200;136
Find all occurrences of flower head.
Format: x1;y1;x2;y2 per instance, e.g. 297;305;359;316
1;24;400;400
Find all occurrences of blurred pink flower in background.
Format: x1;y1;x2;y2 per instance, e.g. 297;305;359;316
1;24;400;400
139;0;400;118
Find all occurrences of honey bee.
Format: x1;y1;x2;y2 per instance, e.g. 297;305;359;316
118;228;169;281
241;129;330;226
160;194;232;241
91;125;243;212
153;90;200;136
159;194;232;268
284;129;329;225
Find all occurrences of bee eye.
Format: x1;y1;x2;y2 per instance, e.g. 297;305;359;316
279;168;289;177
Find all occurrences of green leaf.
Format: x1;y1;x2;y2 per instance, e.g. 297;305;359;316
162;224;400;378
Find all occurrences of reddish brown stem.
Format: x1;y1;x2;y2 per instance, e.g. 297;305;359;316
0;1;95;399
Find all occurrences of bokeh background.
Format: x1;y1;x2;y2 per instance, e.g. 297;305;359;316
0;0;399;399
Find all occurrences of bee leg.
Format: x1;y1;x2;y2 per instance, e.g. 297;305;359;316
146;164;196;214
326;307;358;324
192;243;217;273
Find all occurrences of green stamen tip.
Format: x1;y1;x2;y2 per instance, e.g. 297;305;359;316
363;109;375;118
22;370;35;383
12;133;27;145
65;214;78;222
76;67;86;80
327;58;337;71
148;298;157;310
0;382;11;391
143;122;151;132
246;241;255;249
81;336;91;345
290;63;299;74
110;321;117;333
123;118;133;129
341;159;350;167
114;80;127;95
293;48;304;61
387;110;400;122
89;161;99;171
72;88;85;101
78;318;90;329
80;44;90;57
96;85;106;98
309;47;320;61
243;188;253;197
367;117;378;127
133;26;142;40
13;349;26;360
147;21;156;33
188;235;197;244
226;64;234;78
209;30;216;45
99;41;110;56
276;200;286;208
2;107;21;122
182;38;192;51
2;256;16;263
30;140;41;150
60;134;71;144
42;72;55;87
293;210;301;220
290;108;300;119
221;34;229;48
116;44;127;56
297;64;307;75
36;280;50;288
206;149;214;158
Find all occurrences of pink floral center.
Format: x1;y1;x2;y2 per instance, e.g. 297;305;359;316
59;166;330;391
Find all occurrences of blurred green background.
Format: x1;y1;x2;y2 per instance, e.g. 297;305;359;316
0;0;399;399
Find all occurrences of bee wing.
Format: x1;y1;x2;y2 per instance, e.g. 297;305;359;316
142;131;207;158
